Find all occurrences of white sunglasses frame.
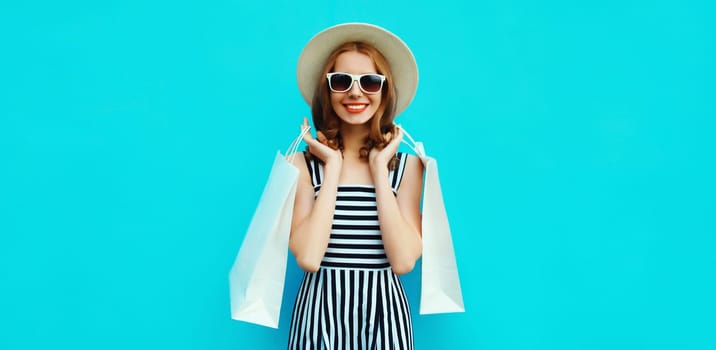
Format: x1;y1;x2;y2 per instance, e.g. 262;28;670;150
326;72;386;94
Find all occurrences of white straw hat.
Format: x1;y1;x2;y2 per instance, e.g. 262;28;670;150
296;23;418;116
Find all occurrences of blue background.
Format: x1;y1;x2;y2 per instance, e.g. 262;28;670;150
1;0;714;349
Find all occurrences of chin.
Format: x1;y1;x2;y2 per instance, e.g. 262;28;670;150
338;109;378;126
339;114;373;126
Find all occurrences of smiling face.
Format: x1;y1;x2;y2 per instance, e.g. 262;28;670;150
329;51;382;127
310;42;397;154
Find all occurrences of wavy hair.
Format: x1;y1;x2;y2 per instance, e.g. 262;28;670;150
309;41;399;169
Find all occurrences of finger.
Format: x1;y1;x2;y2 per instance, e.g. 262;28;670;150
384;131;393;144
391;127;404;145
301;117;310;131
382;128;403;154
303;130;327;151
302;124;316;143
316;131;327;144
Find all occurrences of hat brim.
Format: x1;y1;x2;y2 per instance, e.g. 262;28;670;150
297;23;418;116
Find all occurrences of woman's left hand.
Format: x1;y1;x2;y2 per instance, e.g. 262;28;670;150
368;125;403;178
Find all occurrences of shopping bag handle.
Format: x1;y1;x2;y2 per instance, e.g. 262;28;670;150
284;126;311;163
285;125;419;161
399;125;426;158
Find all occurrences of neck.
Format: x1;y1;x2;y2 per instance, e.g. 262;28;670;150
340;123;370;159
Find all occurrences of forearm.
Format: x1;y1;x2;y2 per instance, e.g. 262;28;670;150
289;166;340;271
373;175;422;274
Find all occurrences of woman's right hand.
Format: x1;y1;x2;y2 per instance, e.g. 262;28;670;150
301;118;342;172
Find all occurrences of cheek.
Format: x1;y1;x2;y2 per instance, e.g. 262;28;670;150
369;95;382;109
330;93;342;110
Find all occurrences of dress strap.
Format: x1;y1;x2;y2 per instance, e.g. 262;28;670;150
306;152;406;192
304;152;323;189
388;152;408;193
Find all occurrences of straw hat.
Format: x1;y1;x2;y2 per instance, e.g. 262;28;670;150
296;23;418;116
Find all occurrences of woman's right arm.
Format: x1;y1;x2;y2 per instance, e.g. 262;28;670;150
288;124;342;272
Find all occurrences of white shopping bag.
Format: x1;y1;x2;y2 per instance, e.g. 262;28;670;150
402;128;465;314
229;128;309;328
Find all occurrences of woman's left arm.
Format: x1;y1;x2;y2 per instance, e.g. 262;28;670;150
370;128;424;275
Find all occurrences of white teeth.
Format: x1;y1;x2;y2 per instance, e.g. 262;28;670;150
346;104;366;110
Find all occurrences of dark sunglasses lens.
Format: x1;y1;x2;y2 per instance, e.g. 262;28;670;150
360;75;383;93
329;74;352;91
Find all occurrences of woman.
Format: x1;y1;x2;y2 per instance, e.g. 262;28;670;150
288;23;423;350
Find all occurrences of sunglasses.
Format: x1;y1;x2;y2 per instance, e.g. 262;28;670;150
326;72;386;94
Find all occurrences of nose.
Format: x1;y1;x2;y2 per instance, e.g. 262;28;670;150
348;78;363;97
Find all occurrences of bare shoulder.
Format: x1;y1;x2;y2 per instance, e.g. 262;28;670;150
403;153;424;178
291;152;312;181
290;151;307;168
397;153;424;197
396;154;424;224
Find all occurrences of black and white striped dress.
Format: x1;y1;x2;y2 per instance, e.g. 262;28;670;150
288;152;413;350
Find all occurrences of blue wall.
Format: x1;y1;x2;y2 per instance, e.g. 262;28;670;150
1;0;714;349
